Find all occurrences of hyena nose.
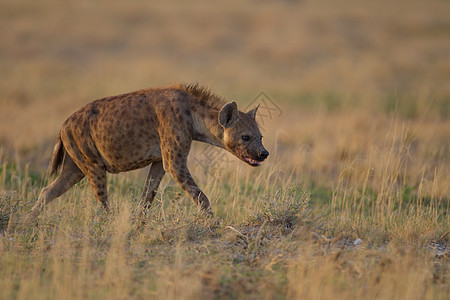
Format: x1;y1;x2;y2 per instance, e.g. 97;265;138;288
259;150;269;160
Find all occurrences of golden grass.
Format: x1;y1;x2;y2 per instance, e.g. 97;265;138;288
1;0;449;298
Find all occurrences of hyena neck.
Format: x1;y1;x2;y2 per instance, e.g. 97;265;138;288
191;107;225;149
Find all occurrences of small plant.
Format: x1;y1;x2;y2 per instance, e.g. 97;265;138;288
251;186;311;229
0;192;32;231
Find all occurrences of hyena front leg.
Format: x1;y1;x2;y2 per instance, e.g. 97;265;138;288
141;160;166;208
160;123;212;215
162;154;211;212
171;166;212;212
165;158;212;213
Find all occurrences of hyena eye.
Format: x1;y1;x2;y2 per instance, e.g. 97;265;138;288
242;135;250;141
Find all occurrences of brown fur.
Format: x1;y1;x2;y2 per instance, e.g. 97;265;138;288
49;136;64;176
28;83;269;220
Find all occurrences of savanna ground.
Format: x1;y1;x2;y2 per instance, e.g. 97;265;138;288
0;0;449;299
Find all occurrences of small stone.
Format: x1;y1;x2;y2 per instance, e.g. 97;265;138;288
353;238;362;246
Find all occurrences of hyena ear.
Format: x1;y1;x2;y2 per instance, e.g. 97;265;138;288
247;104;260;119
219;101;239;128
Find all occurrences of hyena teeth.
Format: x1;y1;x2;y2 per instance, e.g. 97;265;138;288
243;156;261;166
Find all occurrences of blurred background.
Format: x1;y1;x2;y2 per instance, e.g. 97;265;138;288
0;0;449;191
1;2;449;297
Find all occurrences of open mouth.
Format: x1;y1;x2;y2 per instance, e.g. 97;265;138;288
241;155;262;167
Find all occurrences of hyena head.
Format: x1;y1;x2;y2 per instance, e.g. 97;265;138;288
218;101;269;167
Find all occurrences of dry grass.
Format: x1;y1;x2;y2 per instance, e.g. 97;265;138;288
1;0;449;299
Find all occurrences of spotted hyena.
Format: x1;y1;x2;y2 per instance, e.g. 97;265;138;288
28;84;269;220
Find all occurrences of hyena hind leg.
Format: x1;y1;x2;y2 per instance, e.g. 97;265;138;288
28;154;85;221
84;167;109;211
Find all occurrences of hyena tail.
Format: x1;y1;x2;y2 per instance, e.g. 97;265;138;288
49;134;65;176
